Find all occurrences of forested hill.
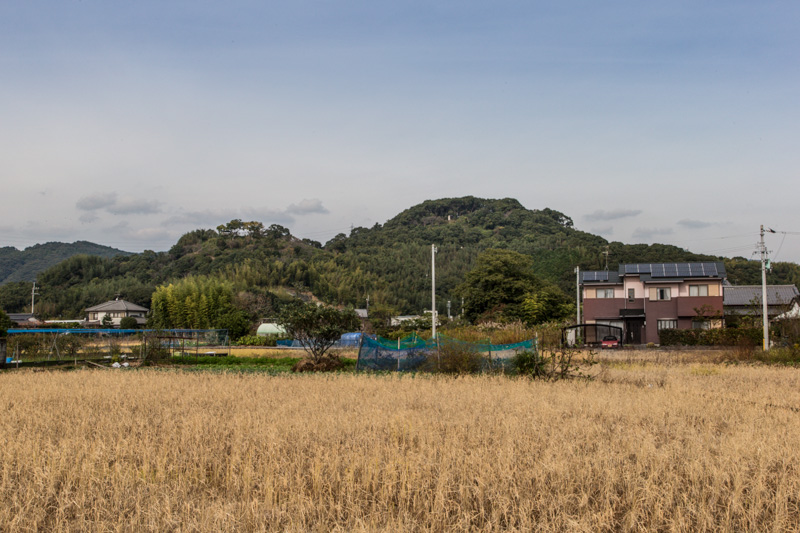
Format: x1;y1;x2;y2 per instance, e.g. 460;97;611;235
0;241;130;285
322;197;745;312
1;197;798;319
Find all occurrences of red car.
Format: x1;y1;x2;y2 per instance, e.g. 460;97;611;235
601;335;620;349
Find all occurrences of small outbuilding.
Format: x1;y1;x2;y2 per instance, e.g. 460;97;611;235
339;332;363;347
256;323;287;336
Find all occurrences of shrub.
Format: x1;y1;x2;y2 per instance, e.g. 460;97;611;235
510;346;594;380
234;335;279;347
510;349;548;378
754;344;800;365
420;343;485;374
119;317;139;330
658;327;763;346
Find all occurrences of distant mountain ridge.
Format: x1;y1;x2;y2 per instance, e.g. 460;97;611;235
0;197;798;318
0;241;131;285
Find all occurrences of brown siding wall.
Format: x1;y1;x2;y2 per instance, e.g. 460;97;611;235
583;292;725;344
676;296;723;317
583;298;625;320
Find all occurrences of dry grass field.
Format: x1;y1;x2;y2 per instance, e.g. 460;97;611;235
2;358;800;531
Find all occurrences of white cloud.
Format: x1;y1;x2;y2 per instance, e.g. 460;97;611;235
286;198;329;215
76;193;161;215
632;227;674;240
108;198;162;215
76;193;117;211
590;226;614;236
584;209;642;222
162;207;294;228
677;219;712;229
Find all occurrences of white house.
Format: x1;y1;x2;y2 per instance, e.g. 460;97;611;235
85;298;149;327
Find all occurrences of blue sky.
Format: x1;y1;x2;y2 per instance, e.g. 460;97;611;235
2;1;799;263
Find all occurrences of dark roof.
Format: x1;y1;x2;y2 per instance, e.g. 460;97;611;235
7;313;35;322
85;299;149;313
724;285;800;307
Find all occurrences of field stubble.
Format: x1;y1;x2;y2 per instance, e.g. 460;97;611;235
1;361;800;531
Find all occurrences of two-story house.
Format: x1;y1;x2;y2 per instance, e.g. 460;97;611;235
582;262;725;345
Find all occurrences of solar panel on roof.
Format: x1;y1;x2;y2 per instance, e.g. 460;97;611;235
583;271;609;282
621;262;721;279
625;264;651;274
699;263;718;276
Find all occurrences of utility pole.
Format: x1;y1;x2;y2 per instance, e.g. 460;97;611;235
759;225;775;351
31;282;39;314
575;266;581;324
431;244;437;339
447;300;452;320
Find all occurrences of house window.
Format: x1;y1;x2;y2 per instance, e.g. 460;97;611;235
628;289;635;301
692;320;711;330
596;289;614;298
658;319;678;330
689;285;709;297
654;288;671;301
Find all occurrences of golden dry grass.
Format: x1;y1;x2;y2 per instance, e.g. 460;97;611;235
228;346;358;359
1;364;800;531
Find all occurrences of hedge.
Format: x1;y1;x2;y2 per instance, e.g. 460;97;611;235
658;327;763;346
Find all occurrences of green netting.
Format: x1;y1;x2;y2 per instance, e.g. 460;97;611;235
356;334;536;372
374;334;427;350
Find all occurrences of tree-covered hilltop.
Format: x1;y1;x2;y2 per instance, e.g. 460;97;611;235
0;241;130;285
0;197;798;323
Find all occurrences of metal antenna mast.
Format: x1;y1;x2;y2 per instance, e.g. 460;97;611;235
31;282;39;314
431;244;437;339
759;225;775;351
575;266;581;325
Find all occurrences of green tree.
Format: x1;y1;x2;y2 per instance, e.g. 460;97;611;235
216;308;251;340
119;316;139;329
0;309;12;336
457;248;571;324
519;286;574;325
150;275;242;330
277;302;360;363
456;249;540;322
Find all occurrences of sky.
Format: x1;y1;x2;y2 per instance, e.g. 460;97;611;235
2;1;799;264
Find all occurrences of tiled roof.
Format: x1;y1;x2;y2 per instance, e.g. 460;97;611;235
85;299;149;313
723;285;799;307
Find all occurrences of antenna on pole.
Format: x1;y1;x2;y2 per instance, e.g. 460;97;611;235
431;244;437;339
602;245;610;271
759;225;770;351
575;266;581;325
31;282;39;314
